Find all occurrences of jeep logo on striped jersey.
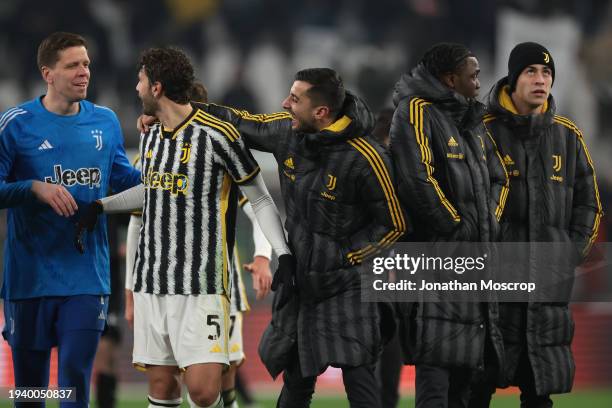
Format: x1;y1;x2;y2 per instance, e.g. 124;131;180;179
44;164;101;188
143;168;188;195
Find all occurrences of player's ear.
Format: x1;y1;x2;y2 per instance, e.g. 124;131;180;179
440;72;455;89
40;66;53;84
151;81;162;98
314;105;330;121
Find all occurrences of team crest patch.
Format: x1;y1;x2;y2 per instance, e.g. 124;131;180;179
552;155;562;172
180;143;191;163
91;129;103;151
326;174;337;191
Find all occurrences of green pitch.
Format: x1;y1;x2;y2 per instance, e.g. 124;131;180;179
2;389;611;407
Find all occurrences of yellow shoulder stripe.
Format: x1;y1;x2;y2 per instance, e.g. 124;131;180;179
483;114;497;124
347;142;405;264
194;110;240;142
223;105;292;123
554;115;579;130
409;97;461;222
346;137;406;264
353;137;405;232
553;116;603;254
485;130;510;220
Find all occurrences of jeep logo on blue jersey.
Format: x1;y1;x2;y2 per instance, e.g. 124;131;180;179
44;164;101;188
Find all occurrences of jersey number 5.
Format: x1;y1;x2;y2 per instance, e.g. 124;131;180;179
207;314;221;340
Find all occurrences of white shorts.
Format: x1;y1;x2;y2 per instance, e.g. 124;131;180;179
133;293;230;369
228;311;244;363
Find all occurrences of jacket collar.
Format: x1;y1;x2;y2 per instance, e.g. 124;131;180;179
322;115;352;133
300;91;374;155
497;84;549;115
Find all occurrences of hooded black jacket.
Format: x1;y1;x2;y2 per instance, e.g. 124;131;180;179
483;78;603;395
199;92;406;377
390;64;508;371
391;63;509;242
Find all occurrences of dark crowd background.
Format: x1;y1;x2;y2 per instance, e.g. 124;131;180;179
0;0;611;393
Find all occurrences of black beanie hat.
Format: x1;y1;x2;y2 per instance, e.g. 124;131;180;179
507;42;555;92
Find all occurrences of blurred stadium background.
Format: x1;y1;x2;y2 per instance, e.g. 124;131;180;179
0;0;611;406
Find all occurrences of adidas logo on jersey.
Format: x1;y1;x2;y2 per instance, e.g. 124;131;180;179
44;164;101;189
98;310;105;320
38;140;53;150
448;137;459;147
503;154;515;166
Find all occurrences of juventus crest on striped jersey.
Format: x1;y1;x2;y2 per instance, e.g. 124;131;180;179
133;107;260;296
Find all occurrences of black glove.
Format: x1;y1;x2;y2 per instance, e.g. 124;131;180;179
74;200;103;254
272;254;297;309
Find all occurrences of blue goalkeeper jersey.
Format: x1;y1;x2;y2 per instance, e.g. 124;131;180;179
0;97;141;300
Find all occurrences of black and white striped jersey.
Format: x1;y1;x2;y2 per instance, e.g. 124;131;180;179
229;194;251;312
229;242;249;312
133;107;260;295
130;154;143;217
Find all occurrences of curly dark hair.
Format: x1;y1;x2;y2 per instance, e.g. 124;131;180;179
421;43;474;79
189;81;208;103
138;47;194;104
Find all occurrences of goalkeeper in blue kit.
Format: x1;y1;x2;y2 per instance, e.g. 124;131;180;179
0;32;140;406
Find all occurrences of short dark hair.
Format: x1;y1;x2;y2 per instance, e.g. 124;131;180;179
294;68;346;115
37;32;87;70
138;47;195;104
421;43;474;79
190;81;208;103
